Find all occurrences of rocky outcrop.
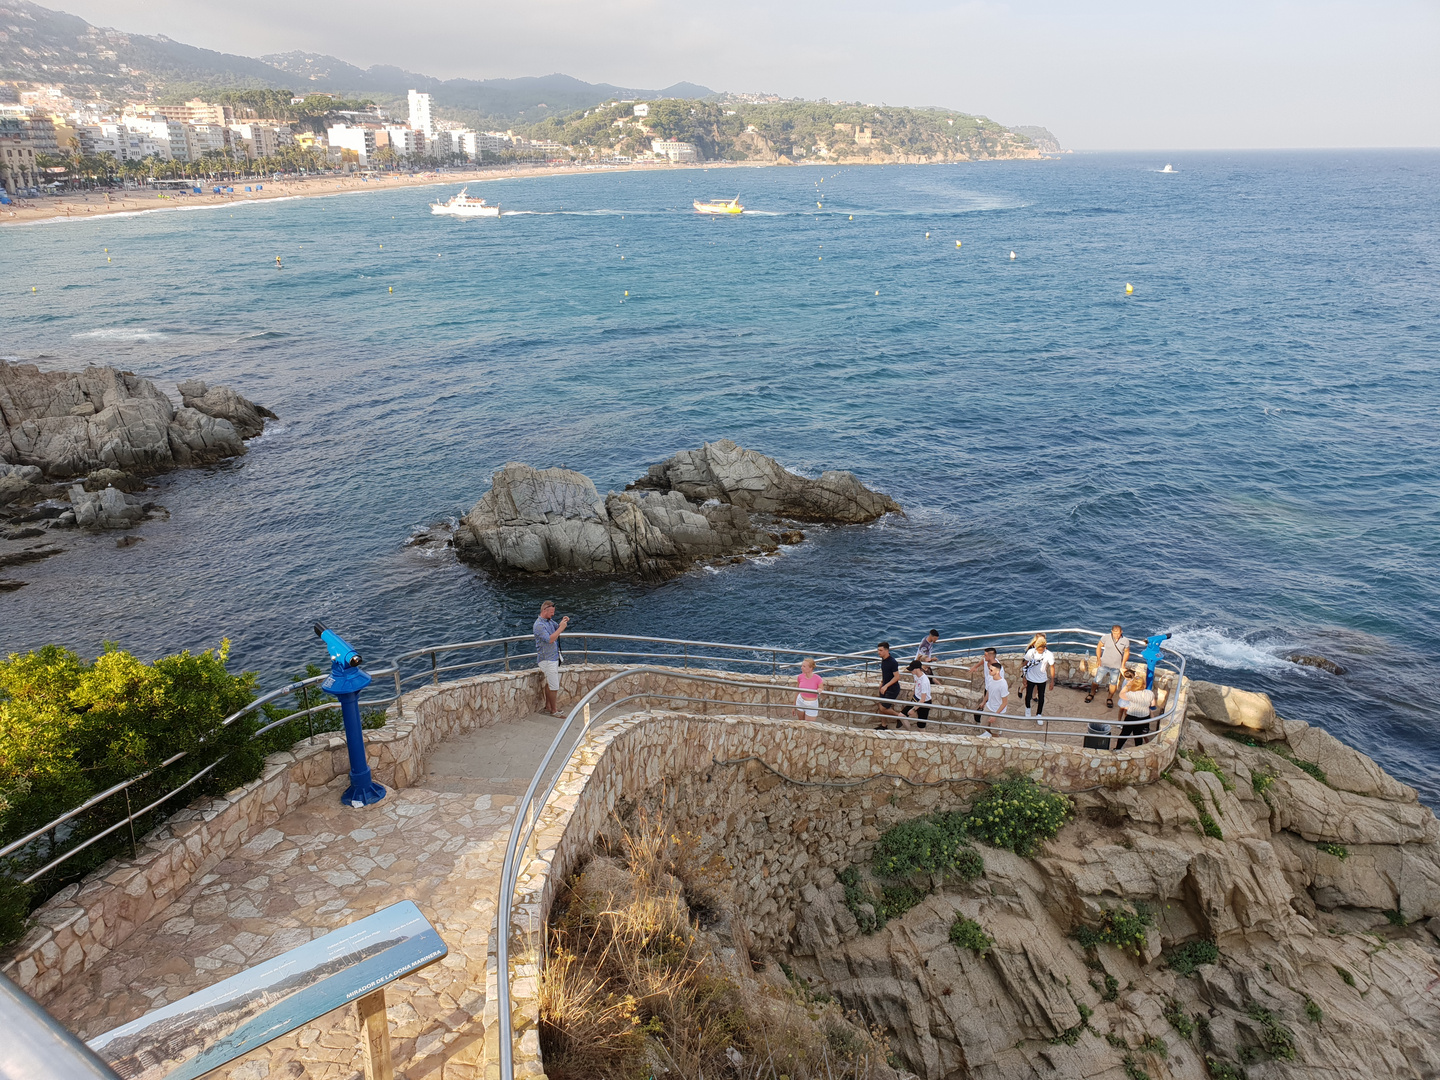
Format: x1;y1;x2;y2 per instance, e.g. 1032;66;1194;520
177;379;276;440
0;362;272;479
631;438;900;523
450;442;897;578
453;463;781;578
580;682;1440;1079
770;715;1440;1079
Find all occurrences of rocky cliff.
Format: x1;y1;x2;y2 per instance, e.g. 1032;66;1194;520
587;683;1440;1079
450;441;898;578
0;361;274;536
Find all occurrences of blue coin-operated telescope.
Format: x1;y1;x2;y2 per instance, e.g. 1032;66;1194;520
315;622;386;808
1140;633;1171;690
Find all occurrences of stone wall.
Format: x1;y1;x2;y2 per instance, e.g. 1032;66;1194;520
483;669;1190;1078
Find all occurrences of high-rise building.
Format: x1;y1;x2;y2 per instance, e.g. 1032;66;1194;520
154;98;233;127
407;90;433;137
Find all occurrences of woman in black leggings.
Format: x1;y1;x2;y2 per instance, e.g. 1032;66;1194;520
1022;633;1055;726
1114;674;1156;749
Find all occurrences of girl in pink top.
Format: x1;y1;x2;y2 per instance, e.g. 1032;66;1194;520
794;658;824;721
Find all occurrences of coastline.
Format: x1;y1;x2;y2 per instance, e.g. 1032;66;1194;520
0;160;754;227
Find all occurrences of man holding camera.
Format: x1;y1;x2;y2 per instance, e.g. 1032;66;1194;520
534;600;569;717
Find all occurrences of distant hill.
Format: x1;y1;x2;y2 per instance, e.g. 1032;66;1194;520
0;1;713;125
1012;125;1062;153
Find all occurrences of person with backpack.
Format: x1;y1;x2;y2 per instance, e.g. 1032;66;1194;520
1022;633;1056;726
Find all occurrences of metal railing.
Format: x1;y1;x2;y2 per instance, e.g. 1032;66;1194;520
492;630;1187;1079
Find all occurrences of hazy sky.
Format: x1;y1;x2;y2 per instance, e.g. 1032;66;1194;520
54;0;1440;149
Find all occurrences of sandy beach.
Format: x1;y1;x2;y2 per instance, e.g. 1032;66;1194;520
0;160;726;227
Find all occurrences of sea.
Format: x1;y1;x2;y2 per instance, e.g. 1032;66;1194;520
3;151;1438;806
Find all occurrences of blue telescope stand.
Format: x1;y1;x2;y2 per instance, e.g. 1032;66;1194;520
315;622;386;807
1140;633;1171;691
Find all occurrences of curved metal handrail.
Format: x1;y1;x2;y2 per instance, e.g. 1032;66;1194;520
492;639;1187;1079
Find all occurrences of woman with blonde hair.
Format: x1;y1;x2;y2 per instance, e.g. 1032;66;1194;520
1114;671;1156;749
794;657;823;721
1021;633;1056;726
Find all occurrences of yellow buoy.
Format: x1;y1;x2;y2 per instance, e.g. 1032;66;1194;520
956;241;962;248
1125;283;1134;294
925;232;929;238
849;215;853;220
875;290;879;295
107;257;111;262
625;291;629;296
389;286;393;293
104;248;108;253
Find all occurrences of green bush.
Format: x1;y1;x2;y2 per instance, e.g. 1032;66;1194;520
1246;1007;1296;1061
871;811;982;882
1303;996;1322;1024
963;776;1072;857
1122;1053;1152;1080
1187;791;1224;840
1182;750;1234;791
1139;1035;1168;1058
1290;758;1327;784
879;882;927;921
0;875;32;945
1166;939;1220;976
1163;998;1194;1038
949;914;993;956
1074;905;1152;953
1383;907;1406;926
837;866;883;934
1334;965;1355;987
1317;842;1348;860
1251;771;1275;797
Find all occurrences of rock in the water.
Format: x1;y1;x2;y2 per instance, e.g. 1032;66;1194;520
1287;652;1347;675
68;484;146;529
177;378;277;440
0;361;269;479
631;438;900;523
453;463;779;578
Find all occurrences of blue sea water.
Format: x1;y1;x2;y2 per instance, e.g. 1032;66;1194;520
3;151;1438;805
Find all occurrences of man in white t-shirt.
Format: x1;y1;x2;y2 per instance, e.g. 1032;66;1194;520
902;659;932;730
980;661;1008;738
1022;634;1056;726
1088;625;1131;709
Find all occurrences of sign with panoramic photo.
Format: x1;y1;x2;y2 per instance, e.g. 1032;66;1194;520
87;900;446;1080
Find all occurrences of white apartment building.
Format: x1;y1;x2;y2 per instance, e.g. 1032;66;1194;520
227;123;281;160
381;126;421;158
651;139;699;162
633;103;649;117
186;124;228;159
326;124;376;165
407;90;433;137
76;123;166;161
123;116;186;161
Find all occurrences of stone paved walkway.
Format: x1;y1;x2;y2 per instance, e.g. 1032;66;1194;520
50;709;584;1080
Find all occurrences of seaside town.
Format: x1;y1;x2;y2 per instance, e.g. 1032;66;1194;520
0;85;689;198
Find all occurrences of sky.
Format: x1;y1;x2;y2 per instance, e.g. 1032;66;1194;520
48;0;1440;149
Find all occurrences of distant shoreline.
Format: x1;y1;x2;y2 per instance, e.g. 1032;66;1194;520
0;160;769;227
0;155;1046;227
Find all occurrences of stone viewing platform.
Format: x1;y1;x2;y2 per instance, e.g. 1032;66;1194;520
7;639;1439;1080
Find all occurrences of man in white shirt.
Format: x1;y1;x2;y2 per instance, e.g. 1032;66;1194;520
903;659;932;729
980;661;1008;738
1088;625;1131;709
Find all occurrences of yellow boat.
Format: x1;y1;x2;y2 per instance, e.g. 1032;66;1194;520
693;196;744;215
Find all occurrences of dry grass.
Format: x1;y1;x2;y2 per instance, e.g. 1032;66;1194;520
540;807;897;1080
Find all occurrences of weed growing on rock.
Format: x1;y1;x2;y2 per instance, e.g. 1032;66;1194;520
1289;757;1327;784
1251;770;1276;798
1317;842;1348;860
1383;907;1406;926
1246;1006;1297;1061
1205;1057;1248;1080
837;866;884;934
1334;965;1355;987
1074;905;1153;953
1163;998;1194;1038
1181;749;1235;790
1187;791;1224;840
1106;1032;1129;1049
1303;996;1322;1024
1122;1053;1153;1080
949;914;993;956
1165;939;1220;976
963;776;1072;857
1139;1035;1168;1058
879;882;927;921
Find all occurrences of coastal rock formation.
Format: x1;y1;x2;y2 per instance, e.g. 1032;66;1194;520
452;463;780;578
632;438;900;523
177;379;276;440
0;362;272;479
771;707;1440;1079
452;443;897;578
67;484;146;530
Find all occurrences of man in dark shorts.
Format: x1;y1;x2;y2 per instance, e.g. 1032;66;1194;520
874;642;902;728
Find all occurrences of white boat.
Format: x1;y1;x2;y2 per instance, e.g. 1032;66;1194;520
1161;164;1174;173
430;188;500;217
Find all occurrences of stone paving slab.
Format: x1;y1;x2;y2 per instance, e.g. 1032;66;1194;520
46;714;579;1080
